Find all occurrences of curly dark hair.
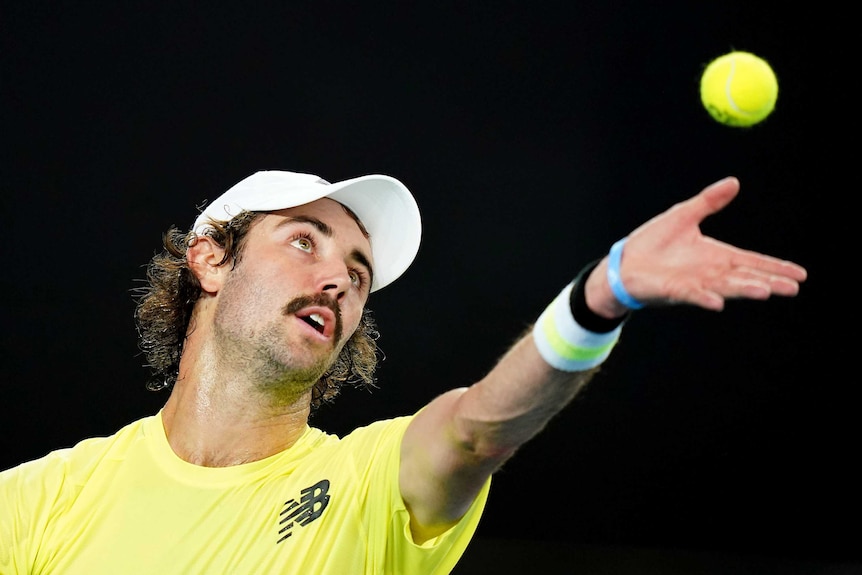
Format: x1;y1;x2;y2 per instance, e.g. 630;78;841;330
133;210;382;412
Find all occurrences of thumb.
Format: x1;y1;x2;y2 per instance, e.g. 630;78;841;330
677;176;741;225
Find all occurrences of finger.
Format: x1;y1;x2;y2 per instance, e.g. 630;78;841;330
708;268;802;299
674;177;741;225
673;287;726;311
766;276;803;297
678;277;779;312
728;248;808;282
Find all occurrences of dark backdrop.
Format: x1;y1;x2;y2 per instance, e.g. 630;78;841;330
2;3;856;573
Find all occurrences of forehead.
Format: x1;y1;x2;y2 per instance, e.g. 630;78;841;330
256;198;371;247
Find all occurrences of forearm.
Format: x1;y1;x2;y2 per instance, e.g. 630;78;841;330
453;260;626;458
452;332;599;459
401;263;624;533
400;326;603;540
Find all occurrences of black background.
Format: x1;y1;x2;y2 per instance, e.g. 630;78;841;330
2;3;856;573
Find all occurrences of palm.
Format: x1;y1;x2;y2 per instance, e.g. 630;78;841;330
623;177;807;310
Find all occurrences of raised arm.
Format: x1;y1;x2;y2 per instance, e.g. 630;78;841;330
399;176;807;542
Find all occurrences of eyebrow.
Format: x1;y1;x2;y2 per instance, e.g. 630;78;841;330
279;215;375;285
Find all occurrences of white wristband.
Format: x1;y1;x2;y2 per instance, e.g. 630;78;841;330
532;282;621;371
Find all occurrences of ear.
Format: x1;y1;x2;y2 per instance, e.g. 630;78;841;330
187;235;228;294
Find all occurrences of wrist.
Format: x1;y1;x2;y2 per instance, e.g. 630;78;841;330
531;261;627;372
606;237;645;310
573;260;629;332
583;258;633;323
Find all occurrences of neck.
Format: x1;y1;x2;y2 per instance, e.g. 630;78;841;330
160;348;314;468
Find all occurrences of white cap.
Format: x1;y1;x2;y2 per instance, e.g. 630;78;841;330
193;170;422;292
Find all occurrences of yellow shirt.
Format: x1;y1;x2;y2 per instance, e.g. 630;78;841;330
0;412;489;574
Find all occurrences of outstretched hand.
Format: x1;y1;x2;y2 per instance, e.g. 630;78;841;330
586;177;808;317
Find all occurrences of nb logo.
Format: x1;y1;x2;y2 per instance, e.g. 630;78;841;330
277;479;331;544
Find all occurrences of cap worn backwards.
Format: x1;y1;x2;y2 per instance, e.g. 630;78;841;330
193;170;422;292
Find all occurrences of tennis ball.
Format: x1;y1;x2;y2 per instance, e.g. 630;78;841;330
700;51;778;127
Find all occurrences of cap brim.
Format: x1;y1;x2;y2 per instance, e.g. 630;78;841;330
193;170;421;292
325;175;421;292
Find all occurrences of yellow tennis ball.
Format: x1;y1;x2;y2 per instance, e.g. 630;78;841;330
700;51;778;127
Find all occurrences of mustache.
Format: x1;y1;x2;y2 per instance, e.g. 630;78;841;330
283;293;343;341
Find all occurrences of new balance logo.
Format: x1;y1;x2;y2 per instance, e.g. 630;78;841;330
277;479;331;544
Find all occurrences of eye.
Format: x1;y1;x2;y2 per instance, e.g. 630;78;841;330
349;268;368;289
290;233;315;253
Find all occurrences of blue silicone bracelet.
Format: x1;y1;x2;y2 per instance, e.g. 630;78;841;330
607;238;645;310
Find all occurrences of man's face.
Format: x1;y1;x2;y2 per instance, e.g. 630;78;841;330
210;198;373;387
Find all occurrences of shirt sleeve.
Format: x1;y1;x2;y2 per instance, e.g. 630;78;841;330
0;451;71;574
342;416;492;575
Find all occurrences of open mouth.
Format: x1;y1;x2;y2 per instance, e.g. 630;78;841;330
294;307;338;340
284;296;341;341
301;312;326;334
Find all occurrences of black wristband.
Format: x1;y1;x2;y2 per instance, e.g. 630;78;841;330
569;259;629;334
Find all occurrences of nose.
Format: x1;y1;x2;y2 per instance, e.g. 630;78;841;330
315;259;352;301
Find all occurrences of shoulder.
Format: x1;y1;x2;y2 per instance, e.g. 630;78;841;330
1;416;151;496
297;416;413;473
329;416;413;450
